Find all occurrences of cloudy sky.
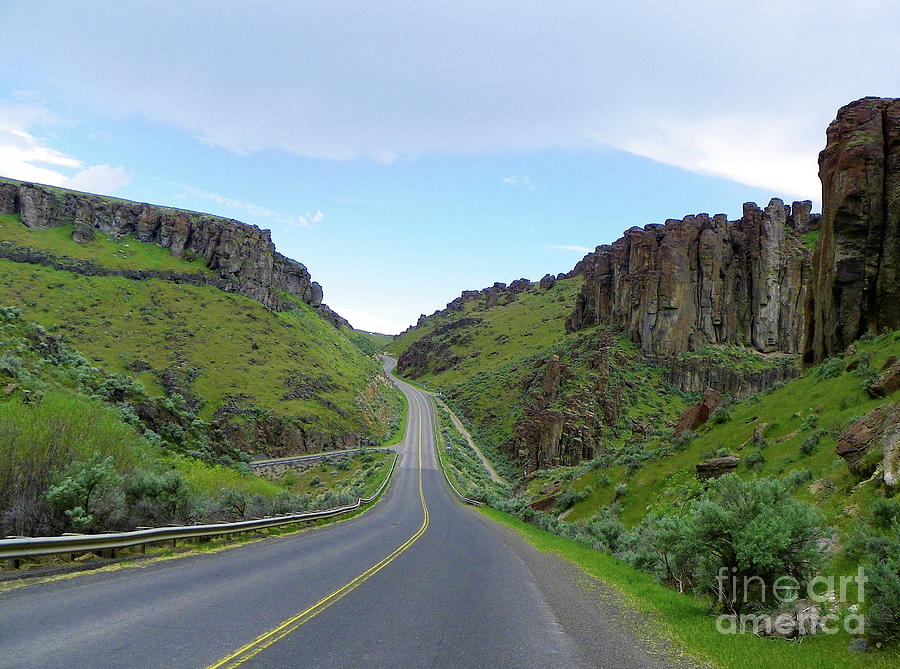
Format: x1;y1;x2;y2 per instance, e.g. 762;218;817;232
1;1;898;333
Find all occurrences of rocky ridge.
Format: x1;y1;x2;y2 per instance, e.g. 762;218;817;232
567;198;818;357
0;178;349;327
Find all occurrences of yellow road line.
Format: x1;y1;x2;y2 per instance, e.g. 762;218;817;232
207;392;429;669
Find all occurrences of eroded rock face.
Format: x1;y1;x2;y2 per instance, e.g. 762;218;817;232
567;199;817;357
0;179;348;327
805;97;900;363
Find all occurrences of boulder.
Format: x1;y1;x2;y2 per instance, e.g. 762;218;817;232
755;599;823;638
675;388;725;434
539;273;556;290
696;456;740;479
835;402;900;479
869;358;900;398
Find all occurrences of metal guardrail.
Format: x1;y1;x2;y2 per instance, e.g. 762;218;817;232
0;451;399;565
426;395;483;507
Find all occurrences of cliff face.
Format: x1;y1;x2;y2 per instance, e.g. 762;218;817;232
0;179;349;327
805;97;900;363
567;198;818;358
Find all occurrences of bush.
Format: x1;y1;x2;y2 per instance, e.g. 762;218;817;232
800;429;822;456
555;488;589;512
745;448;766;470
814;357;844;380
45;454;122;532
124;469;194;524
614;482;628;499
710;406;731;424
784;469;812;488
686;474;826;614
873;498;900;529
850;523;900;643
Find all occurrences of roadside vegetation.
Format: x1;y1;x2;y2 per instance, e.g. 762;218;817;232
0;306;400;540
418;312;900;659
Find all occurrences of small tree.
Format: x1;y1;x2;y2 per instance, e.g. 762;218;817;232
687;474;826;614
45;454;122;532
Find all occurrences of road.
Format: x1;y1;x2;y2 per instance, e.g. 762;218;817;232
0;359;683;668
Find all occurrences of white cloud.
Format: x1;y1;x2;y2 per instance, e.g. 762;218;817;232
166;181;324;228
546;244;592;254
501;175;535;190
0;99;132;195
4;1;899;196
330;306;398;334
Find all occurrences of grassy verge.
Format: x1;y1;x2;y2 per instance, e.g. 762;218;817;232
480;507;899;669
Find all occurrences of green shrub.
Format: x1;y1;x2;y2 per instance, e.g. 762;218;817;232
45;454;122;532
873;498;900;529
614;482;629;499
555;488;588;512
709;406;731;424
685;474;826;614
744;448;766;470
814;357;844;380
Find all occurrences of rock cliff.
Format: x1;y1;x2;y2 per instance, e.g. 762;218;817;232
0;178;349;327
805;97;900;363
567;198;818;357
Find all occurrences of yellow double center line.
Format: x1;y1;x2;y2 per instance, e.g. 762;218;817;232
207;391;430;669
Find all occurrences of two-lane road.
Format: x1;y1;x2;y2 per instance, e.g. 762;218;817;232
0;359;680;668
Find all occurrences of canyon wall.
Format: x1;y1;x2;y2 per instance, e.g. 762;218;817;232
0;179;349;327
567;198;818;357
805;97;900;363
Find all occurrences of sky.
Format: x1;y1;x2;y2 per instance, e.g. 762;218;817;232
1;1;898;334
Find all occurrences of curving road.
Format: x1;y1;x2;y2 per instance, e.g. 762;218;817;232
0;359;681;668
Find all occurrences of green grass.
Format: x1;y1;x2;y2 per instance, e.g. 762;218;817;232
345;328;394;355
0;214;213;275
0;259;395;437
482;506;900;669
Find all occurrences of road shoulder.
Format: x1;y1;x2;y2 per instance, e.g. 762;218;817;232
471;507;709;669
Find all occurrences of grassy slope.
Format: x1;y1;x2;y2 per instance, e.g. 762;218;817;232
391;276;689;475
536;331;900;532
0;214;213;274
0;210;401;446
0;259;390;434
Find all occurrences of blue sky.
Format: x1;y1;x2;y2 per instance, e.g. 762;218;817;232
1;1;898;333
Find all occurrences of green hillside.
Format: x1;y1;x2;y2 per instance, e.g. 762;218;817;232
0;207;403;465
0;308;394;539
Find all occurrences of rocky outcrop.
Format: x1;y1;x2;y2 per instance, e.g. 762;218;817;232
869;357;900;398
396;317;481;378
511;355;602;471
805;98;900;363
662;357;799;397
0;178;349;327
835;402;900;480
567;198;817;357
696;456;740;479
399;274;566;337
675;388;725;434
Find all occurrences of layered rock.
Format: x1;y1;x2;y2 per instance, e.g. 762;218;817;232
567;199;817;357
0;178;349;327
512;355;601;471
805;97;900;363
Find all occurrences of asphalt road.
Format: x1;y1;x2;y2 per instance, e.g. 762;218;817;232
0;358;685;669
